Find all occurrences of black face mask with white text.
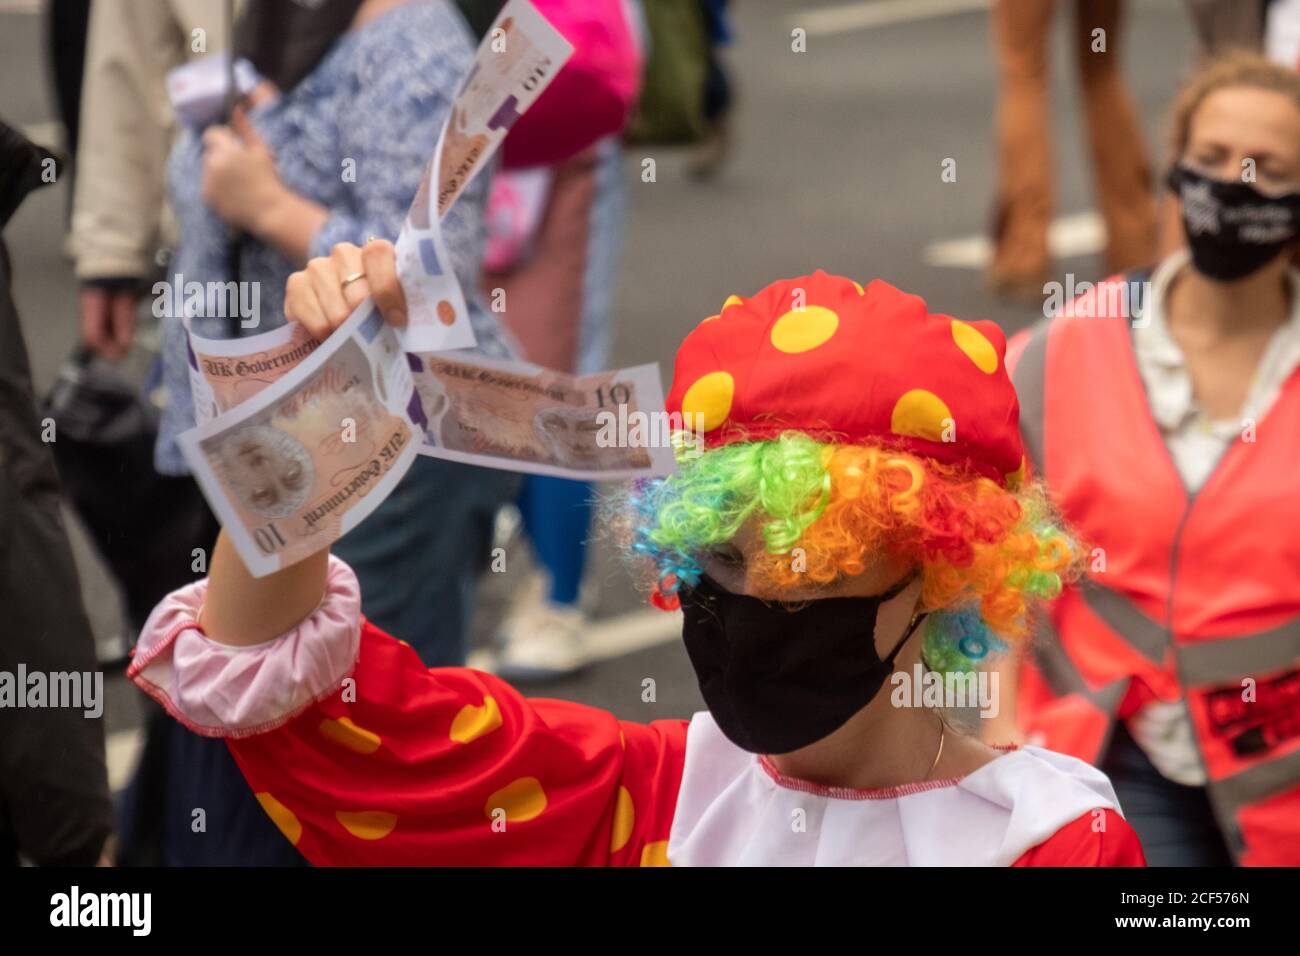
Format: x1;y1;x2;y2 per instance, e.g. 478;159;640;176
1166;163;1300;281
679;572;926;755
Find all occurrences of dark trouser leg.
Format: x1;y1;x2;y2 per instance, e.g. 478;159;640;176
0;245;111;864
334;456;521;667
1100;722;1234;866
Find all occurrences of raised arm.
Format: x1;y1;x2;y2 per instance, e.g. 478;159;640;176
199;238;405;648
200;531;331;646
130;553;687;865
128;243;688;865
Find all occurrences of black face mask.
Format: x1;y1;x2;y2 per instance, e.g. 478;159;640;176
1166;162;1300;281
679;572;926;755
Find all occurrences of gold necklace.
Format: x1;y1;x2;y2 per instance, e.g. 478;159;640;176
924;713;947;779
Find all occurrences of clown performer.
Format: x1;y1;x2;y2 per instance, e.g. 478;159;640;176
127;241;1145;866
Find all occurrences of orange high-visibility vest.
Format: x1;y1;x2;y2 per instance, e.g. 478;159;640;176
1008;276;1300;865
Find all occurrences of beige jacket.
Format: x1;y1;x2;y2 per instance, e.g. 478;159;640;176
71;0;241;280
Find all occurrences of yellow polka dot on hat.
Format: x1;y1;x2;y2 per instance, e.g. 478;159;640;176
664;270;1023;482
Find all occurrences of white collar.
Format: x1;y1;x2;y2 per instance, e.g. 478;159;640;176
666;712;1123;866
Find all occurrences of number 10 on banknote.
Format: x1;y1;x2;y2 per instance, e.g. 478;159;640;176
180;304;423;577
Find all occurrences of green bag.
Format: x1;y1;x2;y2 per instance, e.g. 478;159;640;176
625;0;711;146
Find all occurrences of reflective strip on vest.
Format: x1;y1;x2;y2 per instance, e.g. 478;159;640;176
1078;580;1167;666
1031;614;1128;712
1213;747;1300;845
1178;616;1300;687
1013;307;1300;862
1014;314;1300;686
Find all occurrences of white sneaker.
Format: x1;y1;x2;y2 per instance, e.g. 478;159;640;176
495;581;589;683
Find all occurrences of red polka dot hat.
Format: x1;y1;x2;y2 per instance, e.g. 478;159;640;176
664;271;1025;485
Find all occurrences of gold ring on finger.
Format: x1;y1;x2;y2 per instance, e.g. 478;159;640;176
341;271;366;289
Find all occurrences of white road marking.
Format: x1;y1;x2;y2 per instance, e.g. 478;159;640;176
795;0;991;37
922;210;1107;269
467;606;681;673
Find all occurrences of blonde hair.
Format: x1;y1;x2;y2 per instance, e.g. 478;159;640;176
1170;51;1300;156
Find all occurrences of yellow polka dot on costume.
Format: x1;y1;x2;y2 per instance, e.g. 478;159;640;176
700;313;721;323
610;787;635;853
852;281;864;295
770;305;839;354
890;389;953;442
1005;456;1027;489
318;716;382;754
703;295;745;324
484;777;547;823
640;840;671;867
680;371;735;431
450;696;503;744
335;810;399;840
951;320;998;374
255;792;302;846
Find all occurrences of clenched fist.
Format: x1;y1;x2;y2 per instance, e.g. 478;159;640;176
283;239;408;340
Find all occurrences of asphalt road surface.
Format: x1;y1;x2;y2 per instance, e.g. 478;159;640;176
0;0;1197;792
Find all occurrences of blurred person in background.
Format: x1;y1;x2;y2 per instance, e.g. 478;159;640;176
72;0;228;360
1156;0;1272;258
994;52;1300;866
0;120;111;867
484;141;631;681
172;0;638;674
66;0;246;868
989;0;1156;300
110;0;516;866
689;0;735;180
178;0;519;667
42;0;90;222
112;0;635;863
482;0;642;680
1155;1;1300;256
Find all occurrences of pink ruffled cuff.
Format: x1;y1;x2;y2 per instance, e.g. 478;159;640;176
127;556;363;738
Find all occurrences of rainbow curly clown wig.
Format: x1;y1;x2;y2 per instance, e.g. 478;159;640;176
617;272;1080;672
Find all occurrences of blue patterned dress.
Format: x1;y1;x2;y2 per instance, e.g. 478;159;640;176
156;0;514;475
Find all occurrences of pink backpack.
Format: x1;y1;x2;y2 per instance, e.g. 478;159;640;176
501;0;644;169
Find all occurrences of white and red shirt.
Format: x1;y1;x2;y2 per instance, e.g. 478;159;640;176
128;558;1145;867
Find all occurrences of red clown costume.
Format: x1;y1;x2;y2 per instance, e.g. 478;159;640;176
129;272;1145;866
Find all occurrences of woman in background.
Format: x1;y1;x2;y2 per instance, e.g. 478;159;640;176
997;52;1300;866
